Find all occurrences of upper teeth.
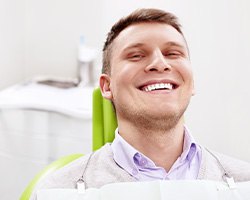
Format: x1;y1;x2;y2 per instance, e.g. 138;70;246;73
143;83;173;92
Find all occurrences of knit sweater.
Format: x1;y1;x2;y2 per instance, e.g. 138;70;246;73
30;144;250;200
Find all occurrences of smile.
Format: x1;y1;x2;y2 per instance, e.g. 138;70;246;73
141;83;175;92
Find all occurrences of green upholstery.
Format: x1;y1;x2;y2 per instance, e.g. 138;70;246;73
92;87;117;151
20;87;117;200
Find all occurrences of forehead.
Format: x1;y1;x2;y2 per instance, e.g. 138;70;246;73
112;22;187;53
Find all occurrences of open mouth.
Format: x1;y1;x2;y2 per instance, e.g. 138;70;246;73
139;82;179;92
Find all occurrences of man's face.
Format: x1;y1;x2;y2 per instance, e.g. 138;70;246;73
100;22;194;125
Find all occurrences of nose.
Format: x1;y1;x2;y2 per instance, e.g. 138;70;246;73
145;50;171;73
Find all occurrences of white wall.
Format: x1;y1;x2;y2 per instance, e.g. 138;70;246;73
1;0;250;161
0;0;103;90
24;0;103;80
0;0;26;89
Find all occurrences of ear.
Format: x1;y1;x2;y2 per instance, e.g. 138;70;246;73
99;74;113;100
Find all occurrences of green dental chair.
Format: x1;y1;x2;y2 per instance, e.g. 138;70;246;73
20;88;117;200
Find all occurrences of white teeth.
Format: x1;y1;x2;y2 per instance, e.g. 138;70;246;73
142;83;173;92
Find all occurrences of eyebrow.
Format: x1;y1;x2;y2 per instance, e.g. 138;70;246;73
164;41;186;49
122;41;186;53
122;43;145;52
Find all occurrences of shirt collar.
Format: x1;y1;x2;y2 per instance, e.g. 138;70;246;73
179;126;198;162
111;126;199;175
111;129;138;175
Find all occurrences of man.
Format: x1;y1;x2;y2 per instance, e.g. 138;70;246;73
31;8;250;199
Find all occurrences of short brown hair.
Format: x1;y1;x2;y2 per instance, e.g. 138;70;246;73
102;8;184;74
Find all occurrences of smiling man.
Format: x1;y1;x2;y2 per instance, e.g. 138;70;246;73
31;8;250;200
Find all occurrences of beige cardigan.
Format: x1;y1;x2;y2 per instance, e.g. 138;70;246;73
31;144;250;200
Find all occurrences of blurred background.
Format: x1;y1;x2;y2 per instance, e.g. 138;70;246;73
0;0;250;199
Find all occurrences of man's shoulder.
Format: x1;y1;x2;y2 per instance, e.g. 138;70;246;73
40;144;113;186
216;152;250;181
202;148;250;182
30;144;113;200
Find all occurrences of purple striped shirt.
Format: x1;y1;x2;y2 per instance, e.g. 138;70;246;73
111;126;202;181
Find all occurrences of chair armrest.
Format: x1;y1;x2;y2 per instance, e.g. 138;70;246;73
20;154;83;200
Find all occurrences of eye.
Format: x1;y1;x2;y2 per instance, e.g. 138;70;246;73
164;51;181;57
127;53;145;61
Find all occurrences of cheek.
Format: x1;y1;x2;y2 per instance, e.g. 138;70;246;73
176;60;193;82
175;61;195;95
112;64;137;84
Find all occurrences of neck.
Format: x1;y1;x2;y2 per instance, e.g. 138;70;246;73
118;117;185;171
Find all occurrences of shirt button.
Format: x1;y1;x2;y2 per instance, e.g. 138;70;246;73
139;158;148;167
131;168;138;175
